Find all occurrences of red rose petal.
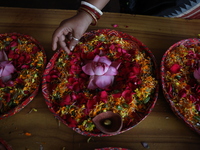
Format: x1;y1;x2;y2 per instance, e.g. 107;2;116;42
170;63;181;73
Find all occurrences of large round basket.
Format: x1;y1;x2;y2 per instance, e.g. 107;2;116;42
161;38;200;135
0;33;46;119
42;29;159;137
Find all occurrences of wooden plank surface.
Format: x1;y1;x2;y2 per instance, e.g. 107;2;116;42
0;7;200;150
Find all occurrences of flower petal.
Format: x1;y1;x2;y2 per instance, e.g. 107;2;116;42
0;74;12;82
100;91;108;102
86;99;97;109
170;63;181;73
194;69;200;80
0;61;15;77
82;63;95;75
93;55;100;62
60;95;71;106
93;64;109;75
88;75;97;89
0;50;8;61
98;56;112;66
111;61;121;69
94;75;114;89
104;66;118;75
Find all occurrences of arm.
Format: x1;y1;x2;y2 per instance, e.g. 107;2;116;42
52;0;110;54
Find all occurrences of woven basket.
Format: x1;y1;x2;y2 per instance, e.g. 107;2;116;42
0;33;46;119
161;38;200;135
42;29;159;137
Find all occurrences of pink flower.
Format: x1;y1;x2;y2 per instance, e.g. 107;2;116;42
82;55;121;89
0;50;15;83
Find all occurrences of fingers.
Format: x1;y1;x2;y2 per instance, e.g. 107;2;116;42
52;28;64;51
52;33;59;51
58;34;71;54
52;27;80;53
52;28;71;53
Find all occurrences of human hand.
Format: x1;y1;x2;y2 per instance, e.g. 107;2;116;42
52;11;93;54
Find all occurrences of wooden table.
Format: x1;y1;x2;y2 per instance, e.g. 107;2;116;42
0;7;200;150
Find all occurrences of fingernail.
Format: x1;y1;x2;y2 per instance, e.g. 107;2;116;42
70;46;74;51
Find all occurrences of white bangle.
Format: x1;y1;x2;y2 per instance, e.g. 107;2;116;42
81;1;103;16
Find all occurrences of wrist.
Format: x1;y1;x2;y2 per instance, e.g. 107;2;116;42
76;11;93;26
78;1;104;26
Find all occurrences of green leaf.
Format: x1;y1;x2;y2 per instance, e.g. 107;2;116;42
194;115;200;121
176;75;181;80
113;90;120;94
99;36;106;42
143;96;150;104
7;100;13;107
85;122;95;131
123;103;129;108
11;46;17;50
88;45;94;50
18;39;22;44
116;105;122;110
65;55;69;60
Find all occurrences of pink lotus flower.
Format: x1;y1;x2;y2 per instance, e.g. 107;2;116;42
0;50;15;83
82;55;121;89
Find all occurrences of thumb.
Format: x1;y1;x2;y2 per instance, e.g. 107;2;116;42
69;36;80;51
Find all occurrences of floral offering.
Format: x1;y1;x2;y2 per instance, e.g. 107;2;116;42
161;38;200;135
43;29;158;136
0;33;46;119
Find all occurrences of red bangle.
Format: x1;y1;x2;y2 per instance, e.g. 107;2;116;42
81;4;101;20
78;7;98;26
